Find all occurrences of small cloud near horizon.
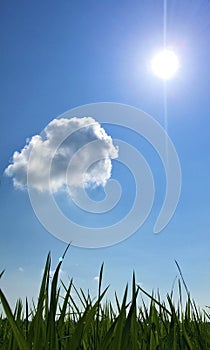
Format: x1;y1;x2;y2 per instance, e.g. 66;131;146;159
40;268;66;279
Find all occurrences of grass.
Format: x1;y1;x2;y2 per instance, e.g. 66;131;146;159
1;247;210;349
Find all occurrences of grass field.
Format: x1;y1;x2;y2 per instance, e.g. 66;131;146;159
1;247;210;349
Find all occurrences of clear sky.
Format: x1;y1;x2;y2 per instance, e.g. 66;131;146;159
1;0;210;311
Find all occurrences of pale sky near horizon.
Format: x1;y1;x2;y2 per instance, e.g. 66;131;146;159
1;0;210;311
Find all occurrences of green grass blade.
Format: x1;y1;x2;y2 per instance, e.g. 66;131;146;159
46;261;62;350
95;263;104;349
137;284;172;317
30;252;51;350
0;288;30;350
57;279;73;343
0;270;5;279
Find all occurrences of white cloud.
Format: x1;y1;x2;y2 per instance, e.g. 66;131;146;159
93;276;99;282
18;267;24;272
40;267;65;279
5;117;118;193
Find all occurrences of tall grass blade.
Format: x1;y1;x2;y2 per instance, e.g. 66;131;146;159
0;288;30;350
137;284;172;316
0;270;5;279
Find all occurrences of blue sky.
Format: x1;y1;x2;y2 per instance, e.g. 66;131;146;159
1;0;210;311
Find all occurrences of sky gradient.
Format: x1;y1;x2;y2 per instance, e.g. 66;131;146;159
1;0;210;311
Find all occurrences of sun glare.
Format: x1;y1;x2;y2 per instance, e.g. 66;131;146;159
151;49;179;80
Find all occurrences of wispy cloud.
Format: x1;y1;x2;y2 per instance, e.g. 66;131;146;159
18;267;24;272
5;117;118;193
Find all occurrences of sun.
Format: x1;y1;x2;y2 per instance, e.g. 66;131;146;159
150;49;179;80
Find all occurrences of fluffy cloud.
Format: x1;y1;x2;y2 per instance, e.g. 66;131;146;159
5;117;118;193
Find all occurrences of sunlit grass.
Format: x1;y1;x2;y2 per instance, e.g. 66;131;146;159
1;247;210;349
